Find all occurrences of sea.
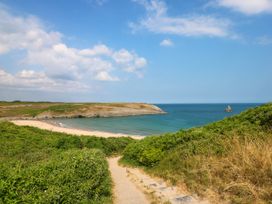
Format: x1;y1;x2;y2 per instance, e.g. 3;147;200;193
51;103;261;136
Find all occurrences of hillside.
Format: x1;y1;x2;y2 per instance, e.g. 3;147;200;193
0;121;134;203
2;103;271;203
122;103;272;203
0;101;164;119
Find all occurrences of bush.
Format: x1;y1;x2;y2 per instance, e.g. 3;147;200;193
83;137;133;156
0;121;134;203
1;149;111;204
55;136;83;149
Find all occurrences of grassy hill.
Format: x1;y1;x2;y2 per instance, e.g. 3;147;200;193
122;103;272;203
1;103;271;203
0;101;164;119
0;122;134;203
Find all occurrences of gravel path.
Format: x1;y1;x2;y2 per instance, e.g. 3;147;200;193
108;157;209;204
108;157;150;204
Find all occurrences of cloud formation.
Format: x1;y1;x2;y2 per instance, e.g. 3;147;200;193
0;69;89;92
215;0;272;15
0;7;147;91
160;39;173;46
130;0;233;38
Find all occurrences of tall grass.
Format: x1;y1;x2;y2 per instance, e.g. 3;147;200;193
150;135;272;204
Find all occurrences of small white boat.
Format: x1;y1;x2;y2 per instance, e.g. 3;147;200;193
225;105;232;112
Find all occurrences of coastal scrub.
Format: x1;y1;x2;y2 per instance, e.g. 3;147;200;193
0;121;134;203
122;103;272;203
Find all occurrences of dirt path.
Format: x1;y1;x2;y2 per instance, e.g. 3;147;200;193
108;157;209;204
108;157;150;204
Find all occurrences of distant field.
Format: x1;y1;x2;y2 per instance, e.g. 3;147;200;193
0;101;163;119
0;102;83;117
0;121;134;203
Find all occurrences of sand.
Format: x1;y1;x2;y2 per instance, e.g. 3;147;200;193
11;120;143;140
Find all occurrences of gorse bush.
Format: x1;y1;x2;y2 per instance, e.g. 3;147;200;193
122;103;272;203
55;136;83;149
1;149;111;204
0;121;134;203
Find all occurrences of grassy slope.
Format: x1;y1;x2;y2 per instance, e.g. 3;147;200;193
0;122;134;203
0;101;87;117
122;103;272;204
0;101;159;118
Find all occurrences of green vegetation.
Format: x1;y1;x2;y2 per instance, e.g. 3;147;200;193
0;101;104;118
122;103;272;203
0;122;134;203
0;101;162;118
16;104;80;117
2;103;271;203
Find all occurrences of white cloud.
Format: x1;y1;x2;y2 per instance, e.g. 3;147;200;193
0;7;147;91
135;57;147;68
0;69;89;92
94;71;119;81
257;36;272;45
79;44;112;56
24;43;114;80
131;0;233;38
0;9;61;54
160;39;173;46
113;49;135;64
216;0;272;15
113;49;147;73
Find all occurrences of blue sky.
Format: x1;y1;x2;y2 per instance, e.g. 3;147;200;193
0;0;271;103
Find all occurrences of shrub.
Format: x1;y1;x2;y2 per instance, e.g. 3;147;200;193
55;136;83;149
83;137;133;156
1;149;111;204
0;121;134;203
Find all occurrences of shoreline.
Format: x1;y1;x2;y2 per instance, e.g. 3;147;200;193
11;120;144;140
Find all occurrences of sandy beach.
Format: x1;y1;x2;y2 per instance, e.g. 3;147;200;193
11;120;144;140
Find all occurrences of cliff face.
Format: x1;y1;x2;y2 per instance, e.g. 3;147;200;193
0;102;165;119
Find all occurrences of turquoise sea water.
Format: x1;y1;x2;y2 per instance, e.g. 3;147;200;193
52;104;261;136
